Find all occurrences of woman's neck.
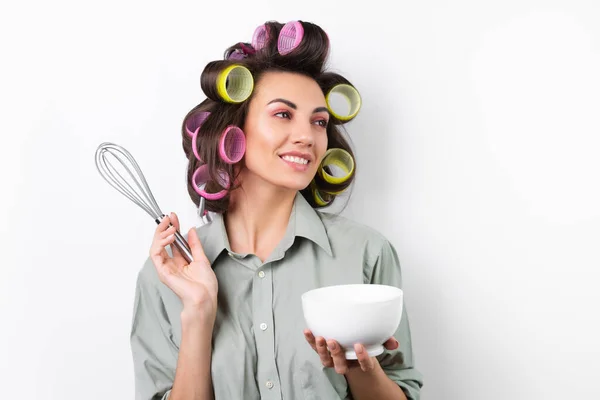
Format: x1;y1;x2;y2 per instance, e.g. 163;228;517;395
224;175;297;262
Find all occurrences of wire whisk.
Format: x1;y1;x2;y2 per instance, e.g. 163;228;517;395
94;142;194;263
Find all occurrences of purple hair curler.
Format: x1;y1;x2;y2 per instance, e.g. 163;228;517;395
227;43;256;60
219;125;246;164
192;164;230;200
252;25;269;51
278;21;304;55
227;50;246;61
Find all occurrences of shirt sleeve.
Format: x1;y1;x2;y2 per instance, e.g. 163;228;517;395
366;238;424;400
130;265;178;400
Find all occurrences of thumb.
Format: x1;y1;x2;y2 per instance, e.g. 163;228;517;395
188;227;208;262
384;337;399;350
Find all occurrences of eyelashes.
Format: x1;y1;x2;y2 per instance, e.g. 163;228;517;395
274;110;291;119
273;110;329;127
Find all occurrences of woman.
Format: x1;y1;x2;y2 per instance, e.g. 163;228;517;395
130;20;423;400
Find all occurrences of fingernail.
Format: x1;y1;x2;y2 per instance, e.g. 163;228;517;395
356;345;363;354
328;342;336;351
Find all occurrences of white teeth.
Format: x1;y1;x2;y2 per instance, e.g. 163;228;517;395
281;155;308;165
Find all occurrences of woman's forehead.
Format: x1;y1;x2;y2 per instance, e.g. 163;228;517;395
254;71;325;104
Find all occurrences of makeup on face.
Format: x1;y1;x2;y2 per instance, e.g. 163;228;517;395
265;97;329;172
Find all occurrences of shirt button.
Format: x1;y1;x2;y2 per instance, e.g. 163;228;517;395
258;271;265;278
266;380;274;389
260;323;268;331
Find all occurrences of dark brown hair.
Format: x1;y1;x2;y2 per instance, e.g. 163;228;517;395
181;20;358;214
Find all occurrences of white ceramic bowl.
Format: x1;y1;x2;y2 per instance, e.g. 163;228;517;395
301;284;403;359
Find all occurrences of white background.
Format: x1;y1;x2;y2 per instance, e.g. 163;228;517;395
1;0;599;399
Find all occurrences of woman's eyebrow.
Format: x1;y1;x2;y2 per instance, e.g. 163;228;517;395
313;106;329;114
267;98;297;109
267;98;329;114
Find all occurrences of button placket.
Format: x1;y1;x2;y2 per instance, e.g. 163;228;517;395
252;264;282;399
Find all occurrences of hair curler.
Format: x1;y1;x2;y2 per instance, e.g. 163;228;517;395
186;111;211;161
219;125;246;164
216;64;254;103
278;21;304;55
192;164;230;201
317;148;354;185
325;84;362;122
252;24;270;51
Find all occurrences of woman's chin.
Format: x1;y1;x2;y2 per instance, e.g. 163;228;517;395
244;166;316;192
271;178;313;192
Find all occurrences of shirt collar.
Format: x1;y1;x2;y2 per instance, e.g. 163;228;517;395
292;192;332;256
198;192;333;264
198;212;230;265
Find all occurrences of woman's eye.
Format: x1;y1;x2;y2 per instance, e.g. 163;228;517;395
275;111;291;119
315;119;328;127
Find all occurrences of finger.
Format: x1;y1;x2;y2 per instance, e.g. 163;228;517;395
150;223;172;262
154;257;177;281
187;227;208;262
354;344;376;372
158;233;176;248
152;231;179;277
169;212;180;230
154;214;172;238
154;235;177;267
303;329;318;352
315;336;333;368
327;340;348;374
150;216;175;279
150;250;167;275
383;336;399;350
168;213;187;265
159;225;177;239
152;225;177;264
150;243;174;283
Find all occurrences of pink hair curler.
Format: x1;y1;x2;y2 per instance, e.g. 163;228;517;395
186;111;210;161
252;24;269;51
219;125;246;164
191;128;202;161
278;21;304;55
185;111;210;137
192;164;229;200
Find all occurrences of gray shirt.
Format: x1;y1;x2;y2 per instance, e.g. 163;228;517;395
130;193;423;400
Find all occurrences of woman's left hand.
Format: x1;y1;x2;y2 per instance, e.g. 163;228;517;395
303;329;399;375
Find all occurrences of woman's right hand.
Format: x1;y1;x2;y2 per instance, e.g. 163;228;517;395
149;212;218;322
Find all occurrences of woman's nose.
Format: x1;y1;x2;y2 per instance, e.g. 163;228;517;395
290;122;315;146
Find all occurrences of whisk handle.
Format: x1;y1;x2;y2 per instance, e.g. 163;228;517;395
173;230;194;263
155;217;194;263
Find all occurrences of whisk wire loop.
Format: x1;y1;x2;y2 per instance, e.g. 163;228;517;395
94;142;194;263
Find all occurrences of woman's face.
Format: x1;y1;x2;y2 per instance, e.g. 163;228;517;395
241;71;329;192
